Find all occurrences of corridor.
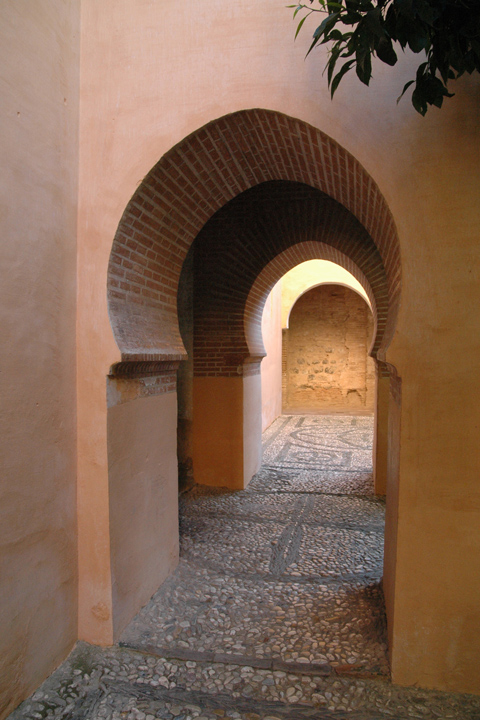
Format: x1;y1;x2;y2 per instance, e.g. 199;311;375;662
123;414;387;676
8;417;479;720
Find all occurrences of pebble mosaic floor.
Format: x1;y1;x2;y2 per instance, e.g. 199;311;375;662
8;415;480;720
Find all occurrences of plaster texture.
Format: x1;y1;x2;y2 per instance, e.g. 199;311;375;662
193;376;262;490
177;251;195;491
107;392;179;640
0;1;80;716
373;371;390;496
1;0;480;711
260;283;283;431
74;0;480;690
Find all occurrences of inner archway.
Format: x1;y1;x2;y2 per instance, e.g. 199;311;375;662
184;179;391;491
259;260;375;426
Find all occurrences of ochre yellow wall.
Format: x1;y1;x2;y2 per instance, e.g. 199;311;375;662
193;375;262;490
177;251;194;491
382;95;480;692
193;377;245;489
243;373;263;482
383;371;402;667
0;1;80;716
261;262;372;429
373;371;390;495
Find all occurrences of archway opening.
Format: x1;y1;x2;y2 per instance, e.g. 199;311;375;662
260;259;374;427
173;178;392;493
106;110;401;666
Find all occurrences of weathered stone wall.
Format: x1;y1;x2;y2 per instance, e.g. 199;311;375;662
283;285;374;413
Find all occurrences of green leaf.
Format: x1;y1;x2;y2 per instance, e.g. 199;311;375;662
411;87;427;115
364;6;384;39
292;0;480;116
407;32;429;54
355;48;372;85
395;0;414;13
376;36;398;66
326;1;343;10
330;59;356;96
314;10;342;38
396;79;414;103
346;0;374;9
295;15;309;39
306;34;321;56
293;5;305;20
342;11;363;25
327;44;342;84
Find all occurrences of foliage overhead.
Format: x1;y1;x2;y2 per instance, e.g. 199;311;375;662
289;0;480;115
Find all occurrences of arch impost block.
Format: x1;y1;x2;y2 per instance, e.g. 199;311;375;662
109;359;181;378
374;358;392;379
242;357;263;377
245;354;265;364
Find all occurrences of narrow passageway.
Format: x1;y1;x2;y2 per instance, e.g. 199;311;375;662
8;417;480;719
123;414;388;680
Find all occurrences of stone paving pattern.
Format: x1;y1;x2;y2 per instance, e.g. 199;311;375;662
8;415;480;720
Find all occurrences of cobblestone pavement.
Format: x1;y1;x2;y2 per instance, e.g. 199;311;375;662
8;415;480;720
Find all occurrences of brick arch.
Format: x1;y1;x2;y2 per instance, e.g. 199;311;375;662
108;109;400;371
191;180;388;376
245;242;375;359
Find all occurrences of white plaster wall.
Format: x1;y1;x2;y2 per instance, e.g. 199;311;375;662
261;282;283;431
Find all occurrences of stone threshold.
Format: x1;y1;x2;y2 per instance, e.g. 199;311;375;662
119;642;388;681
99;677;388;720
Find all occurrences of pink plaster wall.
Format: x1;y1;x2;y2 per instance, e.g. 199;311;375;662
0;0;467;701
75;0;480;691
0;0;478;711
107;391;179;639
0;2;80;716
261;283;283;431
